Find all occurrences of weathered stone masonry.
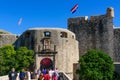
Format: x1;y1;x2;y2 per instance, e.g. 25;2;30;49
13;28;79;79
68;7;115;61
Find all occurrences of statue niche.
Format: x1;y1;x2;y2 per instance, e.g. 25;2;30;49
43;38;51;51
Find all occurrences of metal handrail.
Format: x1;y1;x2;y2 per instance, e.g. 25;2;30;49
58;71;72;80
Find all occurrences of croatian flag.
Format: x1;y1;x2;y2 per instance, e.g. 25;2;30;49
71;4;78;14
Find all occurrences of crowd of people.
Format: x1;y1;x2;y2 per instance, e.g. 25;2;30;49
8;67;60;80
37;68;59;80
8;68;31;80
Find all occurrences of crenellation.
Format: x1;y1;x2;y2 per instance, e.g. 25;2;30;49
68;16;88;21
68;16;88;26
90;15;105;21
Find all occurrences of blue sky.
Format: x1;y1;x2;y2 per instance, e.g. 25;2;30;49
0;0;120;34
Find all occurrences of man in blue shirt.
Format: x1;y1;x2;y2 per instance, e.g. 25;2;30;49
19;69;25;80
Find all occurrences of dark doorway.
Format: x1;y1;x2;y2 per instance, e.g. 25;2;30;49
40;58;54;70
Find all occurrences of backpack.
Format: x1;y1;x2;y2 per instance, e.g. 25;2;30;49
53;72;57;76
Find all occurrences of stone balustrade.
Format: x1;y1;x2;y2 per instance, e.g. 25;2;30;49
59;71;72;80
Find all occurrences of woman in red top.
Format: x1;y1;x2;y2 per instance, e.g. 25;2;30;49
44;71;50;80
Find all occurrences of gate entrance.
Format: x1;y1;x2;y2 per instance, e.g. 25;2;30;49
40;58;54;70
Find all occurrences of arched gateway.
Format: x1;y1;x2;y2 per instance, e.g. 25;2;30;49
40;58;54;70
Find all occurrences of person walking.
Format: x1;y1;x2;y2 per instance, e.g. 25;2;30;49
8;67;18;80
25;69;31;80
55;68;59;78
49;69;54;80
19;69;25;80
38;73;44;80
52;71;57;80
42;68;47;75
44;71;50;80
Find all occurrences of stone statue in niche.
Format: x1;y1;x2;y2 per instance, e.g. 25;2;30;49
44;39;50;50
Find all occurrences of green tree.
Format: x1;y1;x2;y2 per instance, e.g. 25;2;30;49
0;45;16;76
15;47;34;71
77;49;114;80
0;45;34;76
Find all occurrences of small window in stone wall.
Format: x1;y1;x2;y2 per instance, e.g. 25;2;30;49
44;31;51;37
16;35;19;38
60;32;67;38
72;35;74;39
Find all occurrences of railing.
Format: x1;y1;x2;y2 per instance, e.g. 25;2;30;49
0;71;72;80
0;75;8;80
0;74;37;80
58;71;72;80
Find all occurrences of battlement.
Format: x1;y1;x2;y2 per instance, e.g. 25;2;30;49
68;16;88;24
69;16;88;21
68;7;114;25
90;15;105;21
68;15;106;24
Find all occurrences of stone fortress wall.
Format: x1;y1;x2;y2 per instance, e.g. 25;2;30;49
14;28;79;79
68;7;120;78
114;28;120;62
68;7;117;61
0;30;17;48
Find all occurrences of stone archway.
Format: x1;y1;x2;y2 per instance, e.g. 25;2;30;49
40;58;54;70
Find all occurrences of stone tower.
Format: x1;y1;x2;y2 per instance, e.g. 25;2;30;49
14;28;79;79
68;7;114;59
106;7;114;18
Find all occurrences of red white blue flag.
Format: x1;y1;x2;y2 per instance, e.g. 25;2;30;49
70;4;78;14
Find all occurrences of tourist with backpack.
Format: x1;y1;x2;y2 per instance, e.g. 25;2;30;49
52;71;58;80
